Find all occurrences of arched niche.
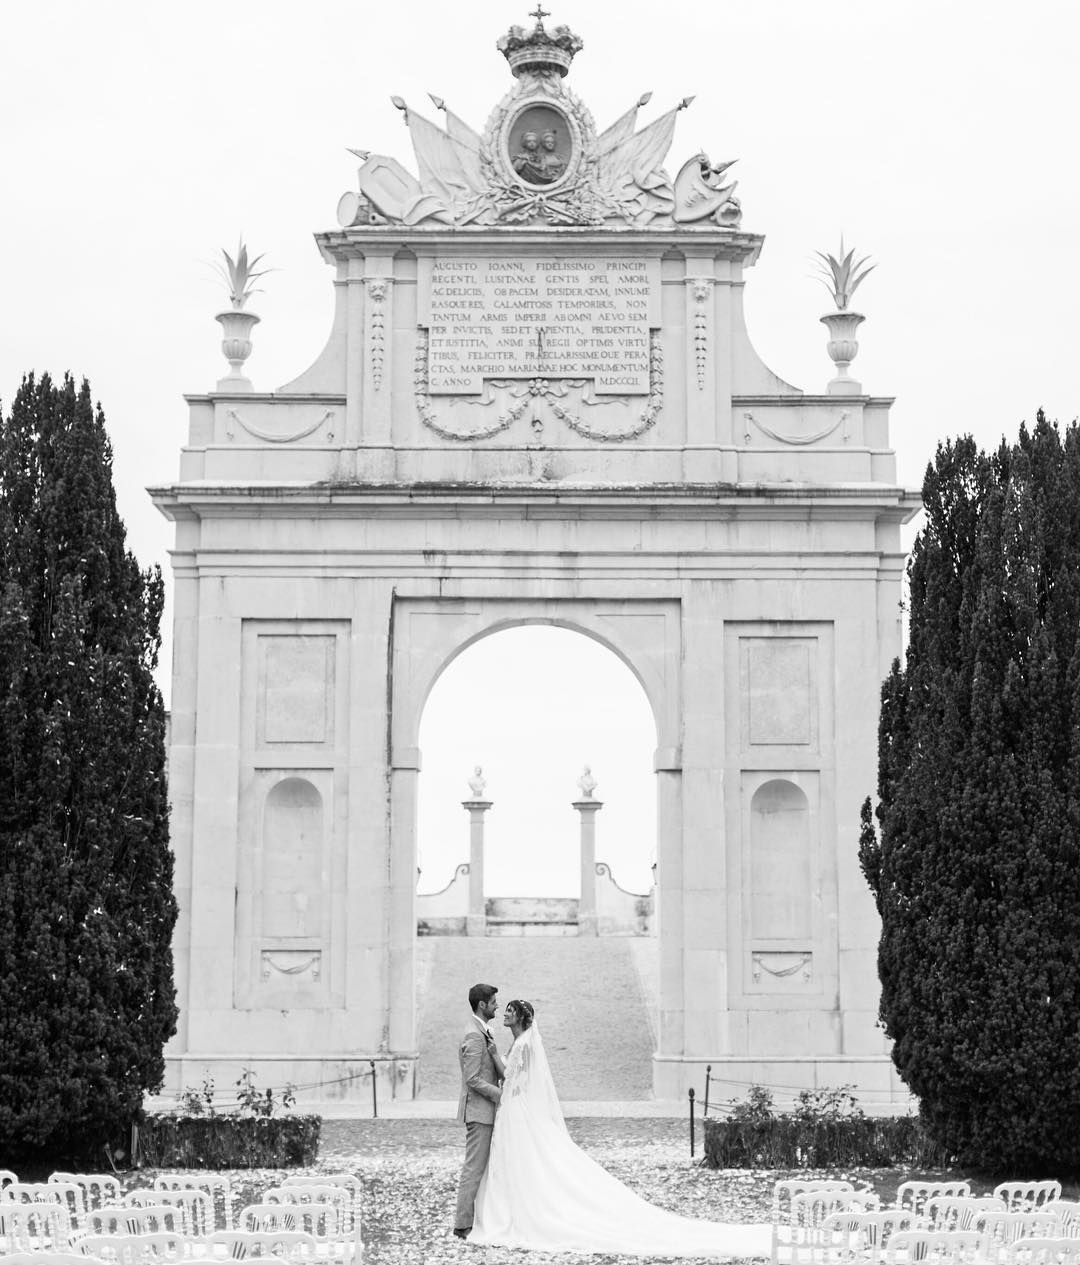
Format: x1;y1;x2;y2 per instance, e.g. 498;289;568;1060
748;778;811;940
261;776;324;938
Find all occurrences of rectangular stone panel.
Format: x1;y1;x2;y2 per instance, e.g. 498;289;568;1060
743;637;815;747
258;635;335;745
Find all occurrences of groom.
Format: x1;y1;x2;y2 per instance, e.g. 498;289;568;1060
453;982;505;1238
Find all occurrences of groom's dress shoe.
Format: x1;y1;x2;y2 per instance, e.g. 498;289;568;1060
453;1228;470;1239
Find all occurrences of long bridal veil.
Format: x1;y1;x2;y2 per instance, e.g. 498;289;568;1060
504;1023;567;1132
470;1023;771;1257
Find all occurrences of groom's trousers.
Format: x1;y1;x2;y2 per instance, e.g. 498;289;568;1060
454;1120;493;1230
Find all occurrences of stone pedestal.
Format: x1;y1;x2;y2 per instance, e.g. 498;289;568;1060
462;799;492;936
573;799;603;937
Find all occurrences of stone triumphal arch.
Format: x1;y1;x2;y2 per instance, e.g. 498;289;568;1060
152;11;919;1105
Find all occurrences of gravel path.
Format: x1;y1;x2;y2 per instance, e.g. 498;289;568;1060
320;1116;771;1265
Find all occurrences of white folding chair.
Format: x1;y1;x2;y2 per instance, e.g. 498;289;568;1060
123;1189;210;1237
207;1229;319;1261
0;1203;72;1252
280;1175;362;1205
790;1191;880;1265
34;1181;89;1227
154;1174;235;1231
4;1181;81;1219
1046;1202;1080;1237
925;1196;1006;1232
75;1233;197;1263
240;1203;339;1242
1008;1237;1080;1265
51;1176;123;1215
996;1185;1064;1213
821;1210;923;1265
85;1206;186;1237
977;1211;1061;1250
266;1186;358;1258
773;1181;856;1265
885;1229;986;1265
278;1177;362;1262
897;1182;972;1216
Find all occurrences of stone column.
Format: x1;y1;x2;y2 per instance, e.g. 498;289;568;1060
462;799;492;936
573;797;603;936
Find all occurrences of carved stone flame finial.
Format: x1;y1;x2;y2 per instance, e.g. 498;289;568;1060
497;10;583;78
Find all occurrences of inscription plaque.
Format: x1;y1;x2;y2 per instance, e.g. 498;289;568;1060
420;256;658;395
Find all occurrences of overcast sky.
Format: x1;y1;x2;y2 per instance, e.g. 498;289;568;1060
2;1;1076;896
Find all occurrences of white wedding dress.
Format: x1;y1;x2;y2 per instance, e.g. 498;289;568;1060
469;1024;771;1258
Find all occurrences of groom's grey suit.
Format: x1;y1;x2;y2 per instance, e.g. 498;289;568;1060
454;1013;503;1232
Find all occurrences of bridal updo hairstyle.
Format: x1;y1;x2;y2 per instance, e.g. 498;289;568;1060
506;999;535;1029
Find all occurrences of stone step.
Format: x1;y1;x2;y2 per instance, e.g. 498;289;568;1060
414;935;656;1100
485;895;578;922
484;920;578;936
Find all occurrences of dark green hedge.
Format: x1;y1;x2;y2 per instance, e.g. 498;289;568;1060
138;1113;321;1168
702;1114;950;1169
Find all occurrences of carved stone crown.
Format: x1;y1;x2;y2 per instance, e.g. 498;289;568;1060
497;15;584;78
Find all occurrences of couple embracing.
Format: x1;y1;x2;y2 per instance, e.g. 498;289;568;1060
452;982;771;1258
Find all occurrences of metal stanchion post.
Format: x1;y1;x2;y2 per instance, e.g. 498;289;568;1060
371;1060;378;1118
688;1087;696;1158
704;1064;712;1117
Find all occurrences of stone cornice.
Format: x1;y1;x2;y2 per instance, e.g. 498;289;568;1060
148;479;922;524
733;394;897;408
182;392;347;405
315;227;764;266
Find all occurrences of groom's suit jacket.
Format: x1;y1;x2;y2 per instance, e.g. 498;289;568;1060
457;1014;502;1125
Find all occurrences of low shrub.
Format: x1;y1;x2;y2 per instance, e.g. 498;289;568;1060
137;1068;319;1168
702;1085;951;1169
138;1113;320;1168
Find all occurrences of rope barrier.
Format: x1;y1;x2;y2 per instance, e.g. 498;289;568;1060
172;1066;378;1111
172;1064;905;1111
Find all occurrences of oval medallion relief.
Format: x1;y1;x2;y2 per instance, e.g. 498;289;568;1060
504;102;579;189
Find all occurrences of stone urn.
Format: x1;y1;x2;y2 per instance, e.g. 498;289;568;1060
216;309;260;391
820;310;864;395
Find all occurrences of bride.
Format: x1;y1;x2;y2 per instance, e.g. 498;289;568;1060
468;1000;771;1258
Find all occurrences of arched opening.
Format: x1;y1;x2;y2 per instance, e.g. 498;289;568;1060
410;623;660;1101
417;624;656;900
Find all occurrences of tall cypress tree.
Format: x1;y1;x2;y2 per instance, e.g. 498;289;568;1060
861;412;1080;1170
0;372;177;1157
